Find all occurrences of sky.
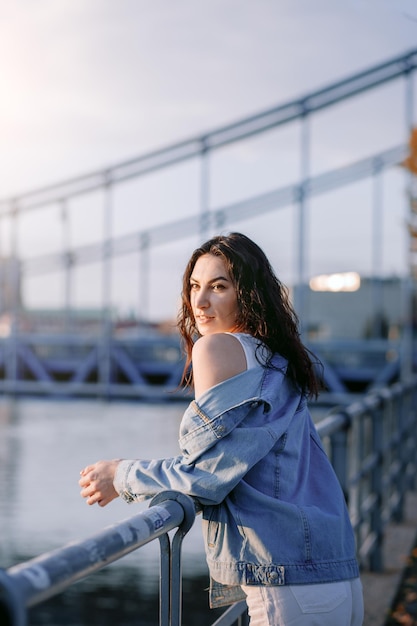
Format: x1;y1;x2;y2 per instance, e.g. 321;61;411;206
0;0;417;320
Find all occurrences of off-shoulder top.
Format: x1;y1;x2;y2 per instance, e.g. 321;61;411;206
225;332;270;370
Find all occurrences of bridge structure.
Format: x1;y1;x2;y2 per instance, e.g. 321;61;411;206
0;49;416;399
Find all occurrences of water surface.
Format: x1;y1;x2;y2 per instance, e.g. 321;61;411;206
0;396;217;625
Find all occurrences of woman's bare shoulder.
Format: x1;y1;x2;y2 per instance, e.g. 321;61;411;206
192;333;247;398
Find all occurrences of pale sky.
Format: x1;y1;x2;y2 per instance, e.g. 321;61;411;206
0;0;416;319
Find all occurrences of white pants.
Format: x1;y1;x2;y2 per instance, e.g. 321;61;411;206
241;578;364;626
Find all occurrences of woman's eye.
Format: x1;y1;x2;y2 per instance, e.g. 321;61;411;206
190;283;199;291
212;283;224;291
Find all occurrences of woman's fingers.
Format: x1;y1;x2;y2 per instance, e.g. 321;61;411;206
79;460;120;506
80;481;105;506
79;464;95;478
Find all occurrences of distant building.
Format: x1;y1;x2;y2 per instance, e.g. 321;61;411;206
305;276;409;340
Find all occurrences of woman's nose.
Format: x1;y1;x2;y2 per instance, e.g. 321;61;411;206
195;289;209;309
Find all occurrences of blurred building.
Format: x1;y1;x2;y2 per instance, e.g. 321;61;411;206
0;260;411;343
306;275;408;340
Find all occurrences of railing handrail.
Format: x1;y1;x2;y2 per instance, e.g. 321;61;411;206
317;373;417;432
0;491;196;626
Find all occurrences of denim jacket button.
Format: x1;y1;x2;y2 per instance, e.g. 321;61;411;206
269;571;279;581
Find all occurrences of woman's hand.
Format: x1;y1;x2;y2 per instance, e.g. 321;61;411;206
79;459;121;507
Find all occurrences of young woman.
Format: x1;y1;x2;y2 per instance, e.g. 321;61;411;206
79;232;364;625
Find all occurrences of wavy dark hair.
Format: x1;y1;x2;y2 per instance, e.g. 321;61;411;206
177;232;322;398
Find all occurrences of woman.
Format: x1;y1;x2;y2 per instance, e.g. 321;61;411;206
79;232;364;625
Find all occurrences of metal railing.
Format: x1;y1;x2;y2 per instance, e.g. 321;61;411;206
0;491;197;626
0;378;416;626
317;376;417;571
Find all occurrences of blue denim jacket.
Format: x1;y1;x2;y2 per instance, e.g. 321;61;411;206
114;354;359;608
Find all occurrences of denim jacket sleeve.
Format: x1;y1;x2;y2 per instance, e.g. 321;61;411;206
113;360;295;506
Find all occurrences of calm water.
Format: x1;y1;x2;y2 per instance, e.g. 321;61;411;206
0;397;222;625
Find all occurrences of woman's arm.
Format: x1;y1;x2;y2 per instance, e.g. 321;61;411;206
79;334;264;507
80;395;277;507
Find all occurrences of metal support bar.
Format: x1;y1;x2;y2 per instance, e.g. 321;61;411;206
210;601;249;626
138;232;150;322
330;415;350;503
369;397;384;571
100;178;113;397
158;533;171;626
150;490;196;626
6;204;20;392
400;65;416;381
60;198;73;334
294;111;310;327
383;387;405;523
371;162;384;338
199;138;211;241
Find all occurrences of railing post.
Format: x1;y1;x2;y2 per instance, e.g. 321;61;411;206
400;381;417;493
330;413;350;504
369;395;384;572
0;570;26;626
157;533;171;626
409;383;417;491
150;491;196;626
386;385;405;524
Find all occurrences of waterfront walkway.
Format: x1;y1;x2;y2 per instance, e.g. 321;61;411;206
362;491;417;625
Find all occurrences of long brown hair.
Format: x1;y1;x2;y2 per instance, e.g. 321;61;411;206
177;232;321;398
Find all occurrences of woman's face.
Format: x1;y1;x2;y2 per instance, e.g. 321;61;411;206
189;253;240;336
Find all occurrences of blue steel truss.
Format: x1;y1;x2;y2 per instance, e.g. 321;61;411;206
0;48;415;215
0;49;415;398
17;143;407;276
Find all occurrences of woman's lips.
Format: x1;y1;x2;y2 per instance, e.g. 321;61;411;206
196;316;213;324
